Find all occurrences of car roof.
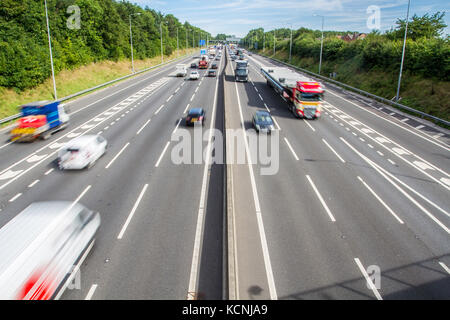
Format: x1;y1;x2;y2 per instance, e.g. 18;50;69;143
189;108;204;114
64;135;99;149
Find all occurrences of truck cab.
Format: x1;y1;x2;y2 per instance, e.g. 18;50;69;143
10;101;69;142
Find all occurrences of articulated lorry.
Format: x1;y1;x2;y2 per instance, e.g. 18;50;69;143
198;56;208;69
10;101;70;142
261;66;324;119
235;59;249;82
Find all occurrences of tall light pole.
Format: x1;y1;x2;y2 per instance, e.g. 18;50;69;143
44;0;57;100
273;30;276;56
129;12;141;73
314;14;325;74
396;0;411;102
160;22;164;63
263;30;265;52
177;27;179;57
289;24;293;64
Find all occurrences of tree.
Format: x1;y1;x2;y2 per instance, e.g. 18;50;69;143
387;11;447;40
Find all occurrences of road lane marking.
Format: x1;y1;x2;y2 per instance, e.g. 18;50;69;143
28;179;40;188
284;138;299;161
105;142;130;169
341;137;450;232
388;159;396;165
9;193;22;202
136;119;151;135
415;125;424;129
439;262;450;274
172;119;182;135
166;95;173;102
322;139;345;163
117;184;148;239
306;175;336;222
155;141;170;167
184;104;190;114
357;176;404;224
44;168;54;175
377;151;384;156
155;104;165;115
303;120;316;132
354;258;383;300
85;284;98;300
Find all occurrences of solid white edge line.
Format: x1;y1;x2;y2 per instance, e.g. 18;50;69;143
357;176;404;224
283;137;299;161
105;142;130;169
117;184;149;239
322;138;345;163
354;258;383;300
155;141;170;168
306;175;336;222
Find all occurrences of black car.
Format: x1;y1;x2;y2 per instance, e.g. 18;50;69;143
186;108;206;126
207;70;217;77
190;63;197;68
252;110;275;133
211;63;218;69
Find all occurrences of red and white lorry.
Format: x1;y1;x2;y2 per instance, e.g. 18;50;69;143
261;66;325;119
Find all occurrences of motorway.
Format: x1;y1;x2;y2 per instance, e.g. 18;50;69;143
0;48;449;300
227;51;450;299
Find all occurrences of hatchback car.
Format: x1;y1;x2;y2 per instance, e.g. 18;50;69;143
190;63;197;68
58;135;107;170
252;110;275;133
207;70;217;77
186;108;206;126
211;63;218;69
189;71;200;80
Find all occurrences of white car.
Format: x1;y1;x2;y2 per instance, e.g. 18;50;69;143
0;201;100;300
189;71;200;80
58;135;107;170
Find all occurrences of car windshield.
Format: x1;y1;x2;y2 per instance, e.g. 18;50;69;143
255;114;273;125
188;110;202;116
297;92;323;101
236;69;247;76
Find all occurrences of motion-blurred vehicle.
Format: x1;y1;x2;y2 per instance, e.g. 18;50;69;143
0;201;100;300
207;70;217;77
190;62;197;68
10;101;69;142
186;108;206;126
175;64;187;77
252;110;275;133
261;66;325;119
57;135;107;170
189;71;200;80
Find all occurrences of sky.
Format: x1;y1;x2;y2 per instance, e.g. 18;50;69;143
128;0;449;37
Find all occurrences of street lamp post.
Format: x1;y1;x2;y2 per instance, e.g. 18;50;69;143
273;30;276;56
44;0;57;100
289;24;293;63
314;14;325;75
395;0;411;102
177;27;179;57
129;13;141;73
160;22;164;63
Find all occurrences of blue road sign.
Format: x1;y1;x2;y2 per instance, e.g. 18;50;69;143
199;40;206;46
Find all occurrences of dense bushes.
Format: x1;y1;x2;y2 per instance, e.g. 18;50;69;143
0;0;208;91
243;13;449;81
